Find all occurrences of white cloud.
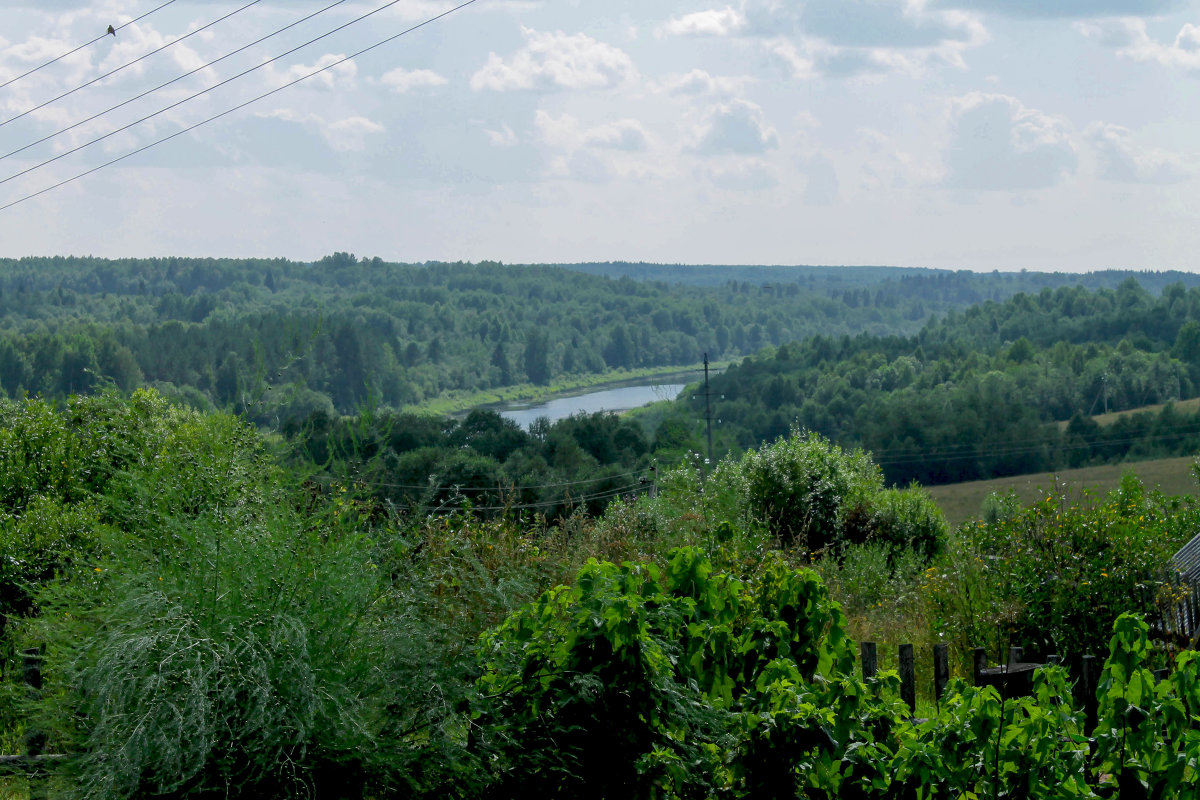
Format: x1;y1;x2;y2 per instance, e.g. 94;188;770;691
931;0;1182;18
379;67;448;93
763;37;821;80
944;93;1078;190
1086;122;1192;184
795;0;983;49
748;2;986;80
689;100;779;155
706;159;778;190
535;111;650;152
258;109;383;152
268;54;357;91
855;128;942;190
654;69;753;96
485;122;518;147
741;0;986;46
659;7;746;37
585;120;649;151
470;27;638;92
1081;19;1200;72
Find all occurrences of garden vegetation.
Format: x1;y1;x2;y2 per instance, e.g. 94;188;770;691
1;393;1197;798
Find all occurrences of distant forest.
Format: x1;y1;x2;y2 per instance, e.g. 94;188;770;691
0;254;1195;429
664;278;1200;485
2;255;1200;498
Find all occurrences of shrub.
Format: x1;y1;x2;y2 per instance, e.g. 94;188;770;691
713;429;883;553
472;545;903;799
926;477;1193;661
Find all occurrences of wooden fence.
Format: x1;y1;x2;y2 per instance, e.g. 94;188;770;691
856;641;1173;730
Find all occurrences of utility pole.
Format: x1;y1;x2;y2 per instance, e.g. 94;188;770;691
704;353;714;466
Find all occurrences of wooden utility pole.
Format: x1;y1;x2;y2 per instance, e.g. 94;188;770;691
704;353;713;466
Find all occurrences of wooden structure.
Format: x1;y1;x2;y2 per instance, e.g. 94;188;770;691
1165;530;1200;648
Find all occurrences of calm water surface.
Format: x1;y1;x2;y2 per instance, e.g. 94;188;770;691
498;382;685;429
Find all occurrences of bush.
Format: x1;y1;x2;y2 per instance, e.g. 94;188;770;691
867;484;947;561
472;545;904;799
713;429;883;553
21;397;393;799
926;476;1193;661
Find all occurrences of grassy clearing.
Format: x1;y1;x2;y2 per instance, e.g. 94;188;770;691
1055;396;1200;429
925;455;1199;528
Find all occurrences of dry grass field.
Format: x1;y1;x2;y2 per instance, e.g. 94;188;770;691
1055;397;1200;429
925;455;1199;529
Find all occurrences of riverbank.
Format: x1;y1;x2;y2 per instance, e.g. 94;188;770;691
406;361;729;417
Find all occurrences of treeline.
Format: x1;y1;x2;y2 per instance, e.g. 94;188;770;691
288;407;654;520
1;256;1196;422
665;278;1200;484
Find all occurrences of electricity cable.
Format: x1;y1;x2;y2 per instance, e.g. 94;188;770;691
0;0;181;91
465;484;649;513
0;0;480;212
0;0;266;130
862;413;1200;459
308;469;645;492
873;426;1200;468
1;0;352;163
384;483;650;514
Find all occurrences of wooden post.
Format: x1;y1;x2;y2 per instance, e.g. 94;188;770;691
899;644;915;714
1008;646;1024;666
1080;655;1101;732
973;647;988;686
1047;655;1061;666
860;641;877;681
933;644;950;704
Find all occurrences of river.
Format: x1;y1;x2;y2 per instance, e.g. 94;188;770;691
496;380;687;429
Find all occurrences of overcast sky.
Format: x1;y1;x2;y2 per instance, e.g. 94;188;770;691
1;0;1198;270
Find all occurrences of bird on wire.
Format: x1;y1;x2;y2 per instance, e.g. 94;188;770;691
107;25;116;36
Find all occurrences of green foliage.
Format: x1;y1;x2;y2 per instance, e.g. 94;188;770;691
684;280;1200;485
714;430;882;552
925;477;1192;660
686;431;948;563
287;407;654;521
0;256;1087;423
479;579;1200;800
860;484;946;561
473;545;879;798
3;385;1199;799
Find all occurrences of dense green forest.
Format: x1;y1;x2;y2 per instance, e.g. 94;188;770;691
1;256;1197;430
3;257;1200;506
664;278;1200;485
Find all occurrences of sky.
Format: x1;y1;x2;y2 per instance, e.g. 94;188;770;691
1;0;1199;270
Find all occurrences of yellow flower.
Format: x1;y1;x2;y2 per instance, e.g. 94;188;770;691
94;567;102;573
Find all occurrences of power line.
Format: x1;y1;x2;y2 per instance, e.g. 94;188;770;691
872;424;1200;468
0;0;264;129
465;484;650;513
0;0;182;91
385;482;651;514
1;0;353;164
309;469;646;492
0;0;464;194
